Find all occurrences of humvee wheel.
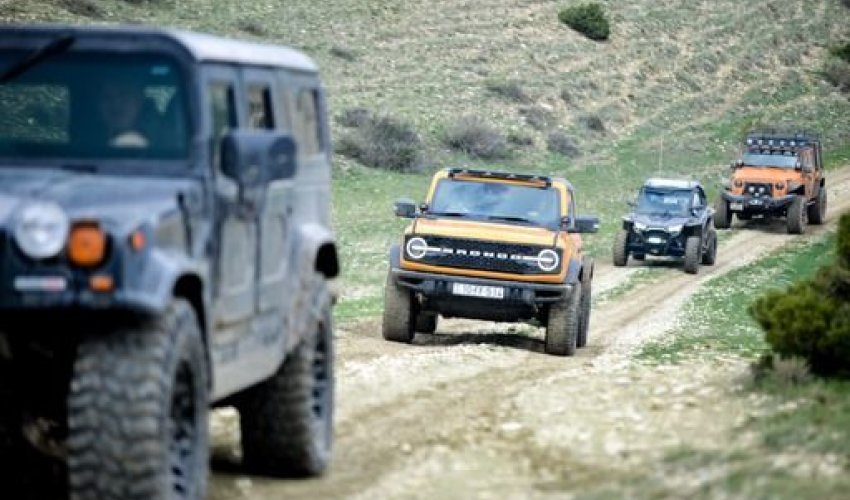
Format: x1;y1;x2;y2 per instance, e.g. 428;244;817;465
714;197;731;229
808;188;826;225
545;287;581;356
612;229;629;267
68;299;209;500
787;195;807;234
701;229;717;266
382;271;415;343
239;284;333;477
683;235;701;274
415;313;438;334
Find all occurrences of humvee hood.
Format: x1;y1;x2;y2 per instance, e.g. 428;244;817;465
0;168;199;233
414;217;557;246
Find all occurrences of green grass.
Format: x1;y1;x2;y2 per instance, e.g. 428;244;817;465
639;234;837;363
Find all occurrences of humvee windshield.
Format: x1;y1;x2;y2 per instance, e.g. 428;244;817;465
429;179;561;227
0;52;189;161
635;188;691;217
741;152;799;168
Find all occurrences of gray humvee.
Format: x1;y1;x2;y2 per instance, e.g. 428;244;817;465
0;25;339;498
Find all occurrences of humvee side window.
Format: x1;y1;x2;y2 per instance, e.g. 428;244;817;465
209;82;236;166
247;84;274;130
291;88;321;158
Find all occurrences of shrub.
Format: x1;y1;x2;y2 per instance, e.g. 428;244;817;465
546;131;580;157
335;108;372;128
485;81;531;103
831;42;850;63
507;132;535;147
336;114;423;172
822;59;850;93
442;116;509;160
330;46;357;62
519;106;554;131
558;3;611;42
579;114;605;133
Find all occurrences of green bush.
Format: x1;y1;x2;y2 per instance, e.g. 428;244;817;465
558;3;611;42
832;42;850;63
750;212;850;377
442;116;509;160
335;114;423;172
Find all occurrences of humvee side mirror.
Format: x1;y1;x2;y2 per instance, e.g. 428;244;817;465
394;198;417;218
220;131;297;187
569;215;600;234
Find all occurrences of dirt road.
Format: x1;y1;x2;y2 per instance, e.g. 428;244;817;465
209;168;850;499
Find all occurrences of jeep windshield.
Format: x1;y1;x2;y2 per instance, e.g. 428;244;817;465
0;51;189;163
741;152;799;168
429;178;560;228
635;188;691;217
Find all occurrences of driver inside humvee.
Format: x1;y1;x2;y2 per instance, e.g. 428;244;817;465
97;79;149;149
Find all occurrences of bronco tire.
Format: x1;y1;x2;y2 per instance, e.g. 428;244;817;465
808;188;826;225
415;313;438;334
683;235;701;274
613;229;629;267
577;267;592;349
68;299;209;500
701;229;717;266
787;195;807;234
714;197;731;229
382;271;415;343
545;286;581;356
239;287;334;478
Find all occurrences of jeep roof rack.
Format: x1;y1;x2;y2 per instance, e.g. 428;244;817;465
745;130;820;148
446;168;552;187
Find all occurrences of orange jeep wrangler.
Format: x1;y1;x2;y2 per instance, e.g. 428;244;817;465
715;131;826;234
383;168;599;356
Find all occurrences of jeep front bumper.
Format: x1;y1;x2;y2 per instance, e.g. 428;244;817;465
721;192;795;213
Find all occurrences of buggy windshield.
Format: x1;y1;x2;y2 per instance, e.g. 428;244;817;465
635;188;691;217
430;179;561;227
0;51;189;161
741;153;799;168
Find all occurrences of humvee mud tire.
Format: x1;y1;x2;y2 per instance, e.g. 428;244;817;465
382;271;415;343
683;235;701;274
787;195;807;234
808;188;826;225
545;287;581;356
239;285;333;478
612;230;629;267
415;313;438;334
714;197;731;229
701;229;717;266
68;299;209;500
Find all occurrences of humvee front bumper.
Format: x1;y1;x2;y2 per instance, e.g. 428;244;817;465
721;191;795;213
391;267;573;322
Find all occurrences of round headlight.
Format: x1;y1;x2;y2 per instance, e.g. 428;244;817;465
748;186;755;193
537;249;560;272
775;181;785;190
14;202;69;259
405;237;428;260
734;179;743;188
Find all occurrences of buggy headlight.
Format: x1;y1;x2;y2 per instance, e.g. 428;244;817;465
667;224;683;234
537;249;560;272
634;222;647;231
14;202;69;259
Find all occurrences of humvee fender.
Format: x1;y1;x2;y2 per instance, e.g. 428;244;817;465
293;223;340;279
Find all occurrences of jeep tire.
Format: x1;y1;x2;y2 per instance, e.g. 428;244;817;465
808;188;827;225
67;299;209;500
239;284;333;478
683;235;701;274
714;197;731;229
415;313;438;334
382;271;415;343
701;229;717;266
545;287;581;356
787;195;807;234
612;229;629;267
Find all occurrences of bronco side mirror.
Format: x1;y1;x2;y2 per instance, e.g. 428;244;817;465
570;215;600;233
394;198;417;218
220;131;297;186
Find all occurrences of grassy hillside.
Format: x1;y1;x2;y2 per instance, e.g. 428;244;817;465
3;0;850;319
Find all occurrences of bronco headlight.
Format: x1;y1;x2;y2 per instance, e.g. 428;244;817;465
405;236;428;260
667;224;683;234
634;222;647;231
537;249;560;272
14;202;69;259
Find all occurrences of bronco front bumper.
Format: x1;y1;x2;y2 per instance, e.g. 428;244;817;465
721;191;795;213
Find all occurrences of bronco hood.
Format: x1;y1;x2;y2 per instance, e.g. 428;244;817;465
413;217;558;246
0;168;200;235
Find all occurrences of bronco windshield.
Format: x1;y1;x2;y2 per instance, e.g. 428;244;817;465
741;153;799;168
429;179;561;227
635;188;692;217
0;51;189;162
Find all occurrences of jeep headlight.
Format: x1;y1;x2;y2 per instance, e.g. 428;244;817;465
14;202;69;259
405;236;428;260
667;224;683;234
537;249;560;272
634;222;647;231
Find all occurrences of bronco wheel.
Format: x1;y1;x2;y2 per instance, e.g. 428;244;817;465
714;197;731;229
415;313;438;334
545;286;581;356
808;188;826;225
239;288;333;477
787;195;807;234
701;229;717;266
683;235;701;274
612;229;629;267
382;271;415;343
577;281;592;349
68;299;209;500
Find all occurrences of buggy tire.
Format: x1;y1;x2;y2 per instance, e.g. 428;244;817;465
714;197;731;229
808;188;826;225
415;313;438;334
701;229;717;266
787;195;806;234
382;271;415;343
67;299;209;500
612;229;629;267
239;281;334;478
683;235;701;274
545;286;581;356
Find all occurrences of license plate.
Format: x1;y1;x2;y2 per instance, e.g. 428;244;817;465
452;282;505;299
647;236;664;244
730;202;744;211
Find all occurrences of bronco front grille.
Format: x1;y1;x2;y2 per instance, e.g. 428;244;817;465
403;235;562;275
744;182;773;198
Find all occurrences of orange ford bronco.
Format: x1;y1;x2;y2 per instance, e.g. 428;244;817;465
383;168;599;356
715;131;826;233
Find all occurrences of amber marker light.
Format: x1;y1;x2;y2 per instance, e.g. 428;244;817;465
89;274;114;292
129;230;146;251
68;222;107;267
